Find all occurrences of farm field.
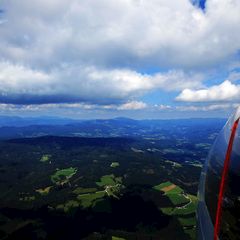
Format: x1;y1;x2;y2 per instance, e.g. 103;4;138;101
110;162;120;168
51;167;77;184
153;181;197;239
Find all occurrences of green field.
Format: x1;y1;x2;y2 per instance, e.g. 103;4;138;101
110;162;120;168
35;186;52;196
153;181;173;191
57;191;107;212
154;181;197;240
153;181;183;195
56;200;80;213
56;175;123;212
153;181;189;205
167;193;189;205
170;194;197;215
161;195;196;216
73;187;97;195
160;194;198;240
77;191;106;208
51;167;77;184
40;154;51;162
167;186;183;195
96;174;116;187
178;216;196;227
112;237;126;240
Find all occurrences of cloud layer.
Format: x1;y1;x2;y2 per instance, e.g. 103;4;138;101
1;0;240;70
0;61;202;104
176;80;240;102
0;0;240;114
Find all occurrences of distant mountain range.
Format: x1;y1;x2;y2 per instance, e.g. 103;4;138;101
0;115;226;140
0;115;226;127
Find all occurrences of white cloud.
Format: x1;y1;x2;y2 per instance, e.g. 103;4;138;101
0;103;15;110
0;101;148;113
176;103;240;111
0;0;240;70
0;61;202;104
154;104;172;110
1;102;239;117
117;101;147;110
176;80;240;102
0;61;52;96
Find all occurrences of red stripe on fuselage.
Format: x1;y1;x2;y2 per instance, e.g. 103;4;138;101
214;118;239;240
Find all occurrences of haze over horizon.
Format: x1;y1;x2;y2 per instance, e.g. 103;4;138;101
0;0;240;119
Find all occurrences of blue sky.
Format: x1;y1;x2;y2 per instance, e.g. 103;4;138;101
0;0;240;119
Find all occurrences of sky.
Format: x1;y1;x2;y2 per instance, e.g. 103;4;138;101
0;0;240;119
